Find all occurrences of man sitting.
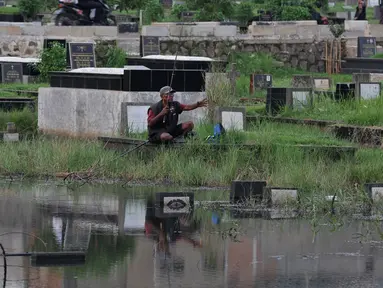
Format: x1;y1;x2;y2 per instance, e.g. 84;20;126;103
147;86;208;143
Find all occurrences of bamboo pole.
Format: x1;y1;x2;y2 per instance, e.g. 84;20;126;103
325;40;328;74
339;40;342;72
329;39;333;75
334;40;337;74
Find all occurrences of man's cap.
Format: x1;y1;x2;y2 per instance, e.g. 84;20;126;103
160;86;176;96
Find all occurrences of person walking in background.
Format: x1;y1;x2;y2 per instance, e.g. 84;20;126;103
355;0;367;20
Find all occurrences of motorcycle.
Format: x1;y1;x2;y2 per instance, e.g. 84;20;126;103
53;0;116;26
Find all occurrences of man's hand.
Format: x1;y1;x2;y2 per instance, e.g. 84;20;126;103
159;106;169;116
197;98;208;108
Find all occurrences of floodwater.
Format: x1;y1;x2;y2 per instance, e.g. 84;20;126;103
0;181;383;287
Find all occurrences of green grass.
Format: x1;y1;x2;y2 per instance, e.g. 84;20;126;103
0;7;20;14
0;130;380;193
0;108;37;133
279;94;383;127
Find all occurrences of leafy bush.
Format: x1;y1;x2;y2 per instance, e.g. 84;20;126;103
35;42;67;82
171;4;189;20
142;0;164;24
234;2;254;24
186;0;234;21
280;6;311;21
106;46;126;67
19;0;44;21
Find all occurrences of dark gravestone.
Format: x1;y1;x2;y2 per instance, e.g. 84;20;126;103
1;63;22;83
141;36;160;57
266;87;288;115
118;22;139;33
0;1;5;7
68;42;96;69
230;180;267;204
252;74;272;90
335;83;355;101
357;37;377;58
49;72;124;90
123;69;205;92
126;57;227;71
180;11;196;20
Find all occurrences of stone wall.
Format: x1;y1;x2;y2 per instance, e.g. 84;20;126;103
160;38;346;73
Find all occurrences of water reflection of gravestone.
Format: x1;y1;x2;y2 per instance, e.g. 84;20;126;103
359;82;381;100
63;218;91;251
155;192;194;218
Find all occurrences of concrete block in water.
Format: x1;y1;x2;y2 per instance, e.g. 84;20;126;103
230;180;267;204
3;133;19;142
214;106;246;131
155;192;194;218
263;187;299;207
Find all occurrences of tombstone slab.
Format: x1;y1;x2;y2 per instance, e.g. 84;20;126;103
364;183;383;216
313;77;331;91
291;75;313;88
68;42;96;69
214;107;246;131
250;74;272;93
357;37;377;58
335;83;356;101
120;102;154;135
1;63;23;83
359;82;381;100
3;133;19;142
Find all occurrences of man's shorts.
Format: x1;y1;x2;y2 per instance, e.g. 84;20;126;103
148;124;184;144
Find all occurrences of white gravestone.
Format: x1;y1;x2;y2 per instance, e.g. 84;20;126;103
222;111;244;131
124;199;146;232
313;78;330;91
163;196;191;214
126;105;151;133
360;83;381;100
372;187;383;202
292;91;309;110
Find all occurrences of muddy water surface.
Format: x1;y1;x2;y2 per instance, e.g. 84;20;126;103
0;181;382;287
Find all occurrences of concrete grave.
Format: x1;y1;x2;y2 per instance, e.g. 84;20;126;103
230;180;267;204
214;107;246;131
154;192;194;218
291;75;313;88
370;73;383;82
120;102;154;134
38;87;207;138
359;82;381;100
141;36;160;56
1;62;22;84
263;187;299;207
313;77;331;91
266;87;313;114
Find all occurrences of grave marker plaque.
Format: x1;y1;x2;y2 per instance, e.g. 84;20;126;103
357;37;377;58
292;90;310;110
68;42;96;69
360;82;381;100
251;74;273;92
313;78;331;91
1;63;23;84
142;36;160;57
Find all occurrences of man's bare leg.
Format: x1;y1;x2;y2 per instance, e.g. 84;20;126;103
159;132;173;142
